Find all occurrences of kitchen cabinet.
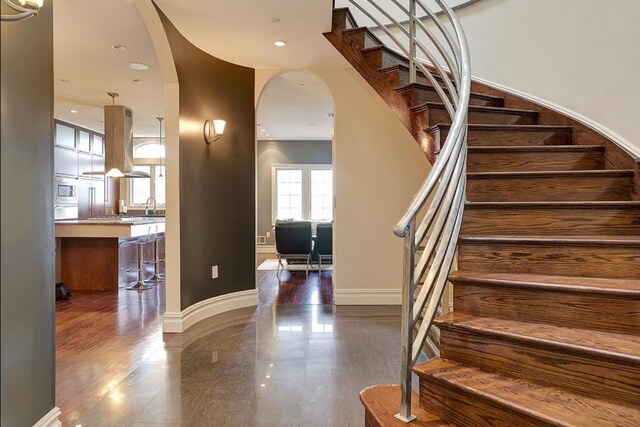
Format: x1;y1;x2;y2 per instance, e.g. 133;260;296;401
54;146;78;177
92;154;105;179
55;123;75;148
78;177;105;218
78;130;91;152
77;152;92;177
92;135;104;155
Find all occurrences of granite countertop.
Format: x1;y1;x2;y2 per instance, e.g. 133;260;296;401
55;216;165;226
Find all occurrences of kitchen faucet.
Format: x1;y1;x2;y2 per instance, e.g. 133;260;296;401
145;197;157;215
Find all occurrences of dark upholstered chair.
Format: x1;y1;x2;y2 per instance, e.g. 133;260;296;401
315;222;333;275
275;220;313;276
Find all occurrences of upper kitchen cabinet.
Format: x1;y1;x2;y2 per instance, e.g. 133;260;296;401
55;123;75;148
54;146;78;177
78;130;91;152
92;135;104;155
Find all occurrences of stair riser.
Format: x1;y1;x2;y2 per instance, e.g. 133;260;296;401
467;175;633;202
427;107;537;126
438;327;640;406
462;206;640;236
362;49;408;71
468;150;604;172
342;30;380;51
458;241;640;279
439;127;572;147
330;8;354;35
452;282;640;334
401;87;503;108
419;377;549;427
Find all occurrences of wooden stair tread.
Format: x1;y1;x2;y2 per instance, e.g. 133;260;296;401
468;169;634;178
449;271;640;295
468;144;603;153
359;384;453;427
434;313;640;364
411;101;537;115
396;82;503;103
341;26;384;45
459;234;640;245
432;123;573;132
414;358;640;426
465;200;640;209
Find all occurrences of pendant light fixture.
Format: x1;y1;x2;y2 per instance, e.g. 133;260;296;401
105;92;125;178
157;117;164;178
1;0;44;22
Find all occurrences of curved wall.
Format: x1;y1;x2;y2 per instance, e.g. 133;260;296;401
455;0;639;151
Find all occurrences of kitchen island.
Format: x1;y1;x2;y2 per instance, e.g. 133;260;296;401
55;217;165;291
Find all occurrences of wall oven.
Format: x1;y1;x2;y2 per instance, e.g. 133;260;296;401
54;176;79;220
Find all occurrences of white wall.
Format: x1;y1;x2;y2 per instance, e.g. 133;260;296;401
457;0;640;150
257;68;430;304
375;0;640;152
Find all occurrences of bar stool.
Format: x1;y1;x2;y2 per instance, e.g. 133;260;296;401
144;228;165;284
125;228;153;291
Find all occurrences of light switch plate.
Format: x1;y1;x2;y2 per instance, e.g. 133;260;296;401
211;265;218;279
266;232;271;238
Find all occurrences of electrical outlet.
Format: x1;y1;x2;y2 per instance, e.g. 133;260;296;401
266;231;271;238
211;265;218;279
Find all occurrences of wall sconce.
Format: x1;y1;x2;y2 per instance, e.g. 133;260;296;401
1;0;44;22
203;119;226;144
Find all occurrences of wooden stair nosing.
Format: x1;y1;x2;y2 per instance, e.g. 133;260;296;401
431;123;573;133
448;271;640;297
434;313;640;367
359;384;452;427
468;144;604;153
410;101;538;116
360;44;408;64
415;358;640;427
459;235;640;247
465;200;640;209
467;169;634;179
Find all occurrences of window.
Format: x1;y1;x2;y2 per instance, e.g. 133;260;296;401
272;165;333;223
126;141;166;208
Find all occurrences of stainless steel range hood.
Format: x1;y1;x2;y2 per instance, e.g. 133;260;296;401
83;103;150;178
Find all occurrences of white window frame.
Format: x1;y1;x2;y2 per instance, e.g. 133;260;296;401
124;157;166;209
271;164;333;226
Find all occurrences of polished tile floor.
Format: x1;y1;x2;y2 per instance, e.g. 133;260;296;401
71;304;402;426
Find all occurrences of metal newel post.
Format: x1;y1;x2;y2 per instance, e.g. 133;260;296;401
396;218;417;422
409;0;417;84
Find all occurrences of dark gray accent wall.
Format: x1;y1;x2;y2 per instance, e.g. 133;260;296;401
257;140;333;246
1;1;56;426
157;7;256;310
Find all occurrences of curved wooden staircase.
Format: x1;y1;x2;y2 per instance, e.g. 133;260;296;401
325;6;640;427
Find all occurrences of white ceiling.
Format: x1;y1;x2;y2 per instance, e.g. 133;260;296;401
257;71;334;141
54;0;164;136
155;0;345;69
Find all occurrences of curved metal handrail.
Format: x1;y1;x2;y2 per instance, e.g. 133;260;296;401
346;0;471;422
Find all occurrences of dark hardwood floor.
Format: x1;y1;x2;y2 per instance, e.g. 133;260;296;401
257;254;335;305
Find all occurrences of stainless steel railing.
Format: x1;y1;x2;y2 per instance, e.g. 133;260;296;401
346;0;471;421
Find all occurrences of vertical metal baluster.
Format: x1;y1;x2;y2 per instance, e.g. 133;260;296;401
409;0;417;84
396;217;417;422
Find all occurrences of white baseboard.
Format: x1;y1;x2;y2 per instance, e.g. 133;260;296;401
335;288;402;305
257;245;276;254
33;407;61;427
163;289;258;333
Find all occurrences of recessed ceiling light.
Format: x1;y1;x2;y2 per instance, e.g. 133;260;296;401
70;110;78;114
274;40;287;47
298;84;305;88
271;17;280;23
131;79;143;83
112;44;127;51
268;137;273;140
126;62;149;71
265;134;270;137
309;123;316;126
58;78;70;83
260;129;266;132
